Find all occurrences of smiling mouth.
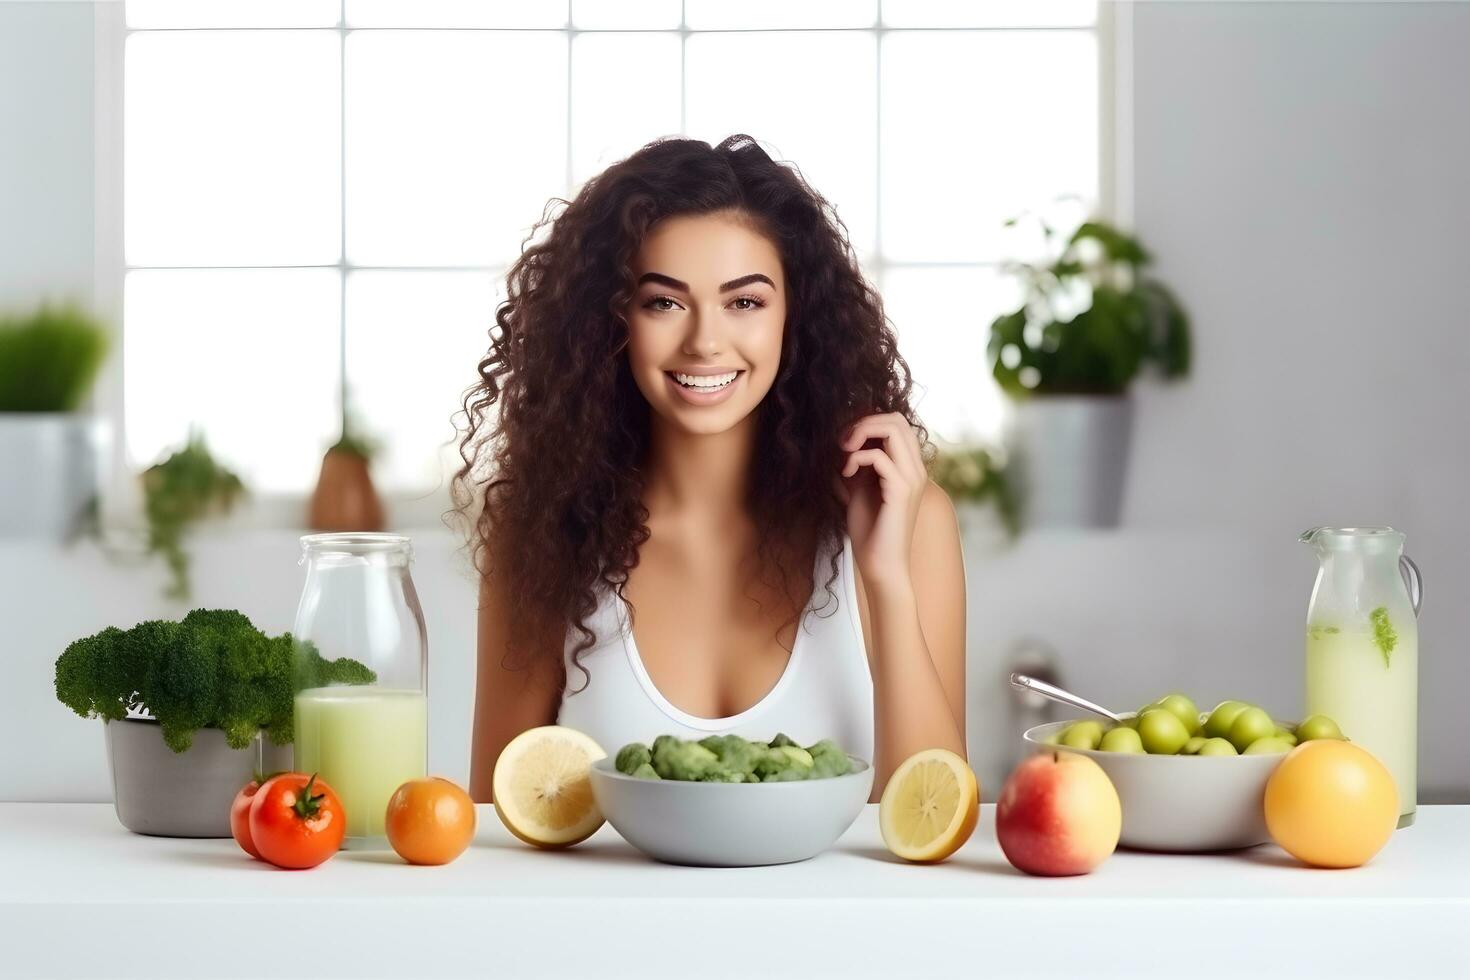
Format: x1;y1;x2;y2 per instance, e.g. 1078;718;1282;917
666;370;743;391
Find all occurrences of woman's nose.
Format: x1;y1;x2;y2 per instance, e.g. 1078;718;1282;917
681;309;723;357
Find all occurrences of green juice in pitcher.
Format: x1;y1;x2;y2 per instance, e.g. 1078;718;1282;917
1300;526;1422;828
1305;618;1417;822
294;686;427;840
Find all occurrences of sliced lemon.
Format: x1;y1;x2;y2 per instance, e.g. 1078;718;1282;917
879;748;979;863
493;725;607;848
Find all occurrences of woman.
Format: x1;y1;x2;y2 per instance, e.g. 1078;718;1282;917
458;135;966;802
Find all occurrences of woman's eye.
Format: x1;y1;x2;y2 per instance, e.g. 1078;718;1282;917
645;296;679;312
732;295;765;311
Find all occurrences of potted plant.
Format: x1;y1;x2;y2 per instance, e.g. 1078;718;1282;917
54;608;375;837
142;431;246;600
0;302;110;539
988;218;1190;527
309;404;384;532
930;445;1021;541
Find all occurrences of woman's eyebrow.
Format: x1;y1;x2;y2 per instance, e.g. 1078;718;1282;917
636;272;687;291
718;273;776;292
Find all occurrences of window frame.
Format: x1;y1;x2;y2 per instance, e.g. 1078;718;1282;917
92;0;1124;531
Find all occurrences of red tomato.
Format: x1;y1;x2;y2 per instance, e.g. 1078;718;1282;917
248;772;346;870
230;779;263;859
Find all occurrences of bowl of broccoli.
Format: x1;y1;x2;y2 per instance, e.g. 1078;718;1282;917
589;733;873;866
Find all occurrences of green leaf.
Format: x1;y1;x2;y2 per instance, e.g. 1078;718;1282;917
1369;607;1398;667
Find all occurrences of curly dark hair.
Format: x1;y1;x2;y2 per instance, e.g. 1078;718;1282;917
452;134;931;691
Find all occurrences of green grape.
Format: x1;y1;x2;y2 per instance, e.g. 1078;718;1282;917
1181;736;1206;755
1059;720;1104;750
1243;736;1294;755
1098;727;1145;753
1137;709;1190;755
1196;737;1238;756
1153;694;1203;736
1296;715;1345;742
1041;730;1063;745
1227;707;1276;752
1203;700;1249;739
1273;727;1299;747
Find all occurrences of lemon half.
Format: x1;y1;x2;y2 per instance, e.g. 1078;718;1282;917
879;748;979;863
493;725;607;848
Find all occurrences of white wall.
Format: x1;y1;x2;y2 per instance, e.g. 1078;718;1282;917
0;1;96;306
3;1;1467;804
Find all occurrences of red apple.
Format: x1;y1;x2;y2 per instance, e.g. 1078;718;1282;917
996;752;1121;876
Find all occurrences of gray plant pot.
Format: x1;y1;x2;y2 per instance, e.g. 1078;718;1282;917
1009;395;1134;528
104;717;293;838
0;413;104;539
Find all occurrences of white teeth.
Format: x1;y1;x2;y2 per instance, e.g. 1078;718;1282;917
673;370;738;390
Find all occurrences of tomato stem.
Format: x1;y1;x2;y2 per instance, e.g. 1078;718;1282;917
293;772;327;821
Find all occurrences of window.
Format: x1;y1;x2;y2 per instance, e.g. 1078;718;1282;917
116;0;1102;512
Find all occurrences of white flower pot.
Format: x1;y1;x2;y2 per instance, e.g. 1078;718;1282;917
0;413;104;539
1008;395;1134;528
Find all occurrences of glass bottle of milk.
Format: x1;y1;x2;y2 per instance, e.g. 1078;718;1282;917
1301;526;1422;828
292;533;429;848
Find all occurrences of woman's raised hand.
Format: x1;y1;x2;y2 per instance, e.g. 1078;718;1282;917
836;412;925;597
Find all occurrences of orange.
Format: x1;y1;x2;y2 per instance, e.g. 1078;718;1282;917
1264;740;1398;869
385;776;477;866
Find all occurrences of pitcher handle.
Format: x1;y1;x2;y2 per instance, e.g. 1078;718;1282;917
1400;555;1423;618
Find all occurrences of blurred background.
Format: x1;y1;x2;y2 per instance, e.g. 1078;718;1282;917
2;0;1466;803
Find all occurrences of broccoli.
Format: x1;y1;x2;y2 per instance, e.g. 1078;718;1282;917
651;735;720;780
699;734;766;778
807;739;853;779
755;744;815;781
630;762;661;780
54;609;375;753
768;732;798;749
616;742;652;775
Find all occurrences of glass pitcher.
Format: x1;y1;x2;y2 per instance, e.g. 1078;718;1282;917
292;533;428;847
1301;526;1422;828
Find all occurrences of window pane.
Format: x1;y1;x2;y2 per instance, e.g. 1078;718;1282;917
572;0;681;30
685;0;876;30
571;33;681;187
882;0;1095;28
346;0;567;28
346;31;568;266
125;31;340;266
345;271;500;493
881;31;1097;263
124;269;341;493
686;32;877;257
881;266;1022;444
126;0;340;28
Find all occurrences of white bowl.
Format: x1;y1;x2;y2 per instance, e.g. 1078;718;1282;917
1022;719;1289;851
588;756;873;866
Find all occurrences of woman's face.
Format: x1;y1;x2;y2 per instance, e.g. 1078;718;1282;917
625;211;787;436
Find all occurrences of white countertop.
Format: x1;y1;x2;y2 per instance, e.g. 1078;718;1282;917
3;803;1467;979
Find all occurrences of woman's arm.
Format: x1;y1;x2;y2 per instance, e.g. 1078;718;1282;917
862;481;968;794
467;566;564;803
839;413;968;797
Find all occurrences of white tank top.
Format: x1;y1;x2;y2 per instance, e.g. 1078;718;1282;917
556;532;874;764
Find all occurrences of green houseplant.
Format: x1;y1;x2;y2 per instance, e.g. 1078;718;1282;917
142;431;246;600
55;608;375;837
930;446;1020;537
987;217;1191;527
0;302;111;538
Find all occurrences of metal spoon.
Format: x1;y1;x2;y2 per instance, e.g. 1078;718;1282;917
1009;673;1124;724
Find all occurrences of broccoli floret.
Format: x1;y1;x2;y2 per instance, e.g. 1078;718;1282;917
651;735;720;780
630;762;661;780
755;744;815;780
54;609;375;753
807;739;853;779
616;742;652;775
698;734;766;777
700;768;749;783
768;732;798;749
